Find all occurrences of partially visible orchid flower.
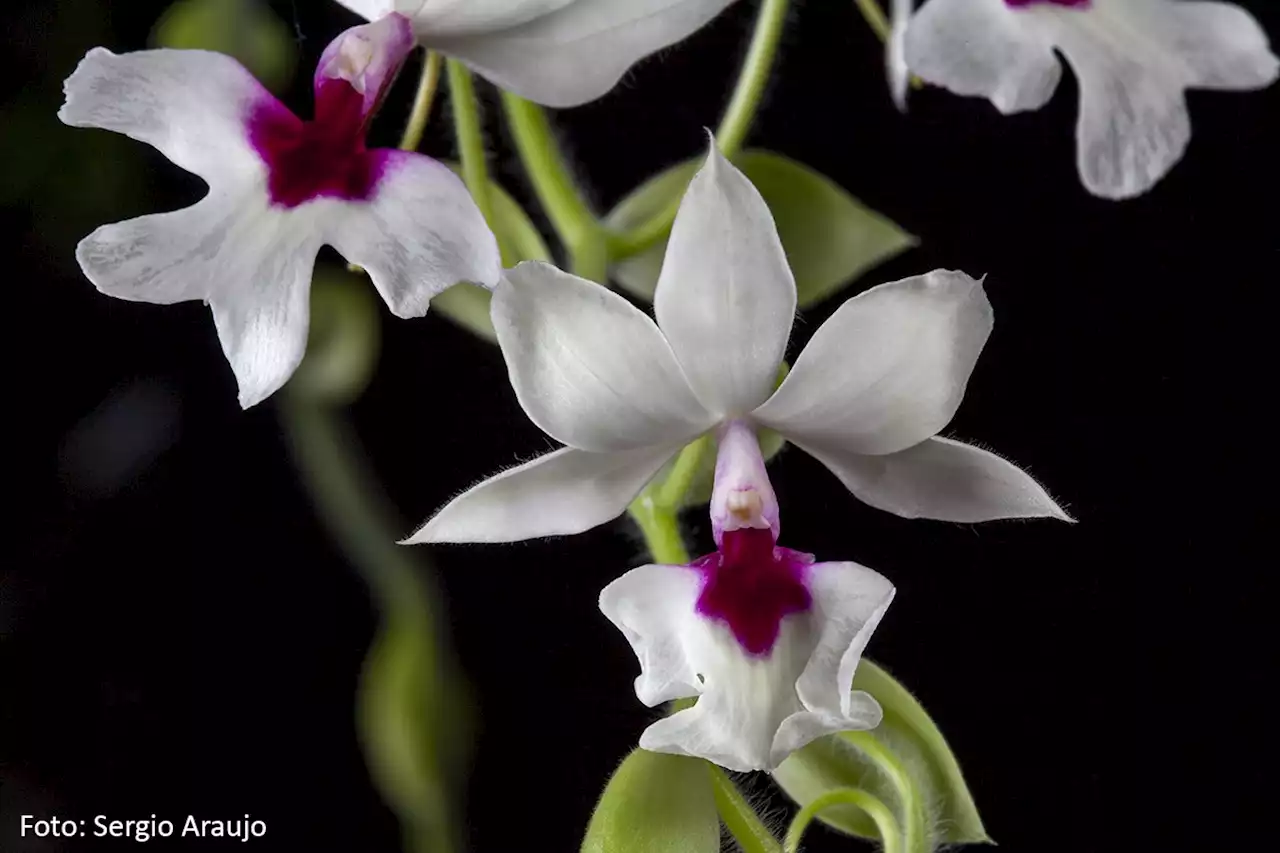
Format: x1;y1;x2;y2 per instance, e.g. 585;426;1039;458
903;0;1279;198
408;140;1068;546
60;15;501;407
600;420;894;772
332;0;740;107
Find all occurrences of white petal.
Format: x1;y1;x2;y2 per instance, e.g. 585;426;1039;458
1049;0;1279;199
654;144;796;418
1118;0;1279;91
607;561;892;772
753;271;991;457
638;617;816;772
903;0;1062;114
59;47;268;185
427;0;738;108
76;190;324;409
74;194;235;305
798;435;1071;522
328;151;501;318
406;443;682;544
599;564;704;706
773;561;894;765
492;262;714;453
334;0;580;36
413;0;579;36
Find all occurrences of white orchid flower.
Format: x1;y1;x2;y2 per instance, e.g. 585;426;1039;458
601;419;895;772
332;0;741;107
60;14;501;408
408;140;1068;546
903;0;1279;198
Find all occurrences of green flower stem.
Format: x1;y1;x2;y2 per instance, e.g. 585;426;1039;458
656;435;712;508
447;60;497;229
853;0;892;41
604;0;790;260
280;394;461;853
717;0;791;158
399;50;444;152
628;495;690;565
784;789;903;853
500;92;607;279
628;436;714;565
708;765;783;853
843;731;929;853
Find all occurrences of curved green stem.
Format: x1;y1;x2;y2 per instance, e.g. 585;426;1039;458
280;395;462;853
500;92;605;279
656;436;711;508
785;789;902;853
708;765;783;853
717;0;791;158
605;0;790;260
843;731;929;853
399;51;443;152
628;496;690;565
447;60;496;228
853;0;892;41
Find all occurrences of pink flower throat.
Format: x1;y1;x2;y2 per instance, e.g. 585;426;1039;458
248;78;387;209
693;528;813;656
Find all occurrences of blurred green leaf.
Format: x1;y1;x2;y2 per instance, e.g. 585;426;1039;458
773;660;990;846
432;164;552;343
292;268;381;405
582;750;720;853
360;605;469;853
606;150;916;308
151;0;297;92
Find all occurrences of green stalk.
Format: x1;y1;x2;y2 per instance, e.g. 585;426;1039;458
280;396;461;853
500;92;605;279
447;60;496;228
853;0;892;41
605;0;790;260
399;51;443;152
708;765;783;853
843;731;930;853
784;789;903;853
628;495;690;565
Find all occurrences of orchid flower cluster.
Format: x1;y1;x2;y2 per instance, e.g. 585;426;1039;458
60;0;1275;850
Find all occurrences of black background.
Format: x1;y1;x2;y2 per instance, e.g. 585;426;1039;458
4;0;1278;851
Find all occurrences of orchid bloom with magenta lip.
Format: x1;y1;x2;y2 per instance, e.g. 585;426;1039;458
60;14;501;407
902;0;1279;198
408;140;1068;546
332;0;741;107
600;419;895;772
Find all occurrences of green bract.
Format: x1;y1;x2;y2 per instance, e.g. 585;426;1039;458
433;166;553;343
606;150;915;308
773;660;990;848
151;0;296;93
582;750;720;853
